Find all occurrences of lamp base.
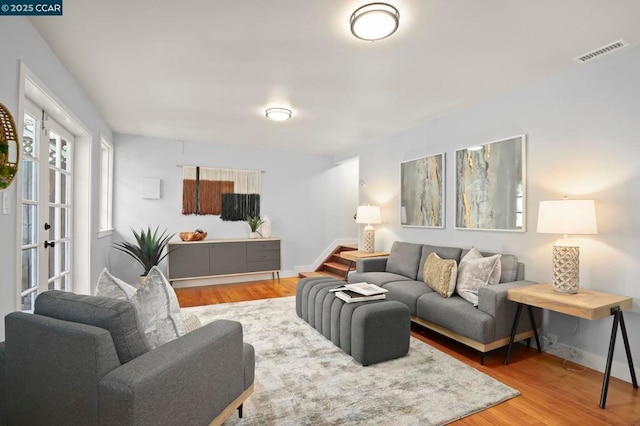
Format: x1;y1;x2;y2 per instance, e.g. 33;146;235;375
552;245;580;294
362;225;375;253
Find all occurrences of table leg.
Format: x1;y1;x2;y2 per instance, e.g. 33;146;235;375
600;307;622;409
527;306;542;352
344;261;354;281
618;310;638;389
504;303;523;365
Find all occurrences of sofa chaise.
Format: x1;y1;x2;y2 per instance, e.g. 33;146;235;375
348;241;541;362
0;291;254;425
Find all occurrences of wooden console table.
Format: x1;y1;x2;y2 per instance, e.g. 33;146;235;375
340;250;389;281
167;238;281;283
504;283;637;408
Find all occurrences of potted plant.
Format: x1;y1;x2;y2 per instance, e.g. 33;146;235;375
113;226;175;281
246;216;265;238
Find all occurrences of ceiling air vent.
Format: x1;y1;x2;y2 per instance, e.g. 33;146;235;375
573;39;629;63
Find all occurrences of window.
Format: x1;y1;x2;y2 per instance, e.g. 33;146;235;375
98;137;113;237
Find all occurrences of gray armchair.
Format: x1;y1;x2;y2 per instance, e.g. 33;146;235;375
0;291;254;425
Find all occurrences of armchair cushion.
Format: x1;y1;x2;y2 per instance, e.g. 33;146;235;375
34;290;148;364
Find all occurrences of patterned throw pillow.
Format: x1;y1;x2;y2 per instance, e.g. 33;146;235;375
96;267;186;349
455;248;502;306
422;252;458;298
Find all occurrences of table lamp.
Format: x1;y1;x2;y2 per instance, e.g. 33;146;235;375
536;198;598;293
356;205;381;253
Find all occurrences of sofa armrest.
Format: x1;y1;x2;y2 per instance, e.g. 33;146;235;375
100;319;252;426
478;280;542;341
356;257;388;273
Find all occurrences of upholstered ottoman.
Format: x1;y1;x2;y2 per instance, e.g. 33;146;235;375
296;277;410;365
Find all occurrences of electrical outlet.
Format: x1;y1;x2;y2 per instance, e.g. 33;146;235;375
547;333;557;347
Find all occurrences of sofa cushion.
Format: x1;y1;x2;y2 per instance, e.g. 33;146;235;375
461;248;518;283
348;271;411;287
455;248;502;306
382;280;433;315
422;252;458;298
385;242;423;280
34;290;149;364
96;267;185;349
417;245;463;282
416;292;495;343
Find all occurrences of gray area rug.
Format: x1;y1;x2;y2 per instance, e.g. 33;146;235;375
183;297;518;425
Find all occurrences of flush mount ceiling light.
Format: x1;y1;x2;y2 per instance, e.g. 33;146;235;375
350;3;400;41
265;107;292;121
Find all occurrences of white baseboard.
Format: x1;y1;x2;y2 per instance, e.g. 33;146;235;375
546;343;635;385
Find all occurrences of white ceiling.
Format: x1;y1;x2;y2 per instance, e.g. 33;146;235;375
30;1;640;156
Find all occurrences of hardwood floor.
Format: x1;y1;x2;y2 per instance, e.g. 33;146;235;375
174;278;640;425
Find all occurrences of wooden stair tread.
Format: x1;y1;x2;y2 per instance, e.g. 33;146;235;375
323;262;349;272
298;271;344;280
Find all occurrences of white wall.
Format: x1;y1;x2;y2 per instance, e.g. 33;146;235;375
110;134;358;283
352;46;640;381
0;18;113;339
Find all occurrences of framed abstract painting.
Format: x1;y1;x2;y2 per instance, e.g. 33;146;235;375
455;135;526;232
401;153;445;228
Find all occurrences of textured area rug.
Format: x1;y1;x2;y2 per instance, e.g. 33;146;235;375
183;297;518;425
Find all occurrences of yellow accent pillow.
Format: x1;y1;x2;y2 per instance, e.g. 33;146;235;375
422;252;458;297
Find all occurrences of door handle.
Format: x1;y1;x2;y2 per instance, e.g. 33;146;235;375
44;240;55;249
44;223;51;230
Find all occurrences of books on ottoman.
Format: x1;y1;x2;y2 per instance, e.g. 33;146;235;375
331;282;387;303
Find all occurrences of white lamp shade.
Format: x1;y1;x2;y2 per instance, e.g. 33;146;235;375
537;199;597;235
356;205;381;225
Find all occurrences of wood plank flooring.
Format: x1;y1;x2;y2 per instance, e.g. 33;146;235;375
174;278;640;425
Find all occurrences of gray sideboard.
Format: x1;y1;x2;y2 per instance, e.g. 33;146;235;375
167;238;281;282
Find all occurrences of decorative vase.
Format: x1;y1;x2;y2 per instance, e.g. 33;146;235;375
249;232;259;239
261;215;271;238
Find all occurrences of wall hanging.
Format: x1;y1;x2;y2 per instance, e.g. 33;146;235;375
182;166;261;221
455;135;526;231
0;103;19;190
400;153;444;228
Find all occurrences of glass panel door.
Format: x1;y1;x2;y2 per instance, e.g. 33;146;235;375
19;110;39;310
19;103;74;311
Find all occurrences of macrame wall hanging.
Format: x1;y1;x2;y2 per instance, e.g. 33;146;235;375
182;166;261;221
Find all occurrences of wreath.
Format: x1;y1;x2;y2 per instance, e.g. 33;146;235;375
0;103;19;189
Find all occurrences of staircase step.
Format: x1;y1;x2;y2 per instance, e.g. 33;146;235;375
323;262;349;272
298;271;344;280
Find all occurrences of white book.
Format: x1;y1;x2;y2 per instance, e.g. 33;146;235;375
335;291;386;303
343;282;388;296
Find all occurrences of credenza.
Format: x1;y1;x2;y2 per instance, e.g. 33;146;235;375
167;237;281;282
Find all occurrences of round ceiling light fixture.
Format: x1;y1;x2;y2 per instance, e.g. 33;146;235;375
265;107;292;121
350;3;400;41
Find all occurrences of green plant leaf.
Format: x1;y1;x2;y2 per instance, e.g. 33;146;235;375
112;226;175;275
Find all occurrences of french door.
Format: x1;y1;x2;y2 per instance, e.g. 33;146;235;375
19;100;74;311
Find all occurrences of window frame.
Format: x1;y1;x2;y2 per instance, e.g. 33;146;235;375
97;136;114;238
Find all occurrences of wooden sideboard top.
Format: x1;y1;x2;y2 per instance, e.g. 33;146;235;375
169;237;280;245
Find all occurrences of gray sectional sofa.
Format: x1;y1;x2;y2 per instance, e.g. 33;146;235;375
348;241;540;362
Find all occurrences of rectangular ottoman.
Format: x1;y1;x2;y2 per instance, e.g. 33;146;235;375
296;277;410;365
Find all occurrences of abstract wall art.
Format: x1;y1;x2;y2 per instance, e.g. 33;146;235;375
182;166;261;221
455;135;526;231
401;153;444;228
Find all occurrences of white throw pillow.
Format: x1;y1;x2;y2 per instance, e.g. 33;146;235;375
96;267;137;300
455;248;502;306
95;266;185;349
